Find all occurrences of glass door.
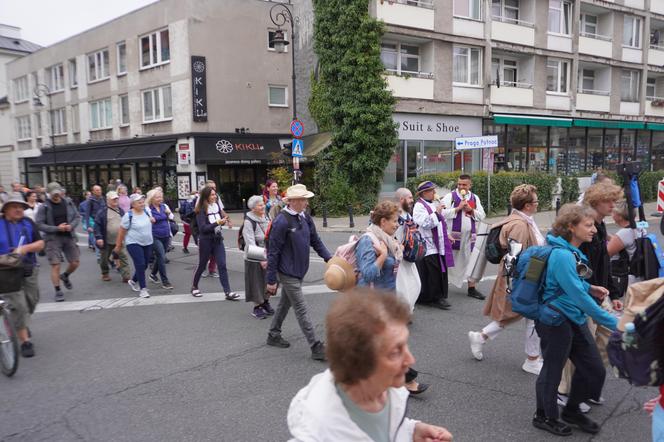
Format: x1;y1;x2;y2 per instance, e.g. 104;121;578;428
406;141;422;183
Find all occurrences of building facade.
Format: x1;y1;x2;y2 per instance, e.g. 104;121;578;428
371;0;664;192
6;0;300;208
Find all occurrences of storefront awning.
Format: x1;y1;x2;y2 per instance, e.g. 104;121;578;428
27;141;175;167
646;122;664;131
573;119;645;129
194;135;286;165
492;114;573;127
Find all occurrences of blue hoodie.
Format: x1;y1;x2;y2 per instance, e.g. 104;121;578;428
543;234;618;331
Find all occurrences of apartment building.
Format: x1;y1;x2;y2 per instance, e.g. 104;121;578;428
372;0;664;191
6;0;297;209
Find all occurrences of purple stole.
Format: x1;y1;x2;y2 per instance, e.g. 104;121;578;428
451;191;476;252
417;198;454;272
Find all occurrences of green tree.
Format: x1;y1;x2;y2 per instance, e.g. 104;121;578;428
310;0;397;214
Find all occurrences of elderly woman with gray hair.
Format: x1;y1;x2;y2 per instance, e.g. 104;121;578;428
243;195;272;319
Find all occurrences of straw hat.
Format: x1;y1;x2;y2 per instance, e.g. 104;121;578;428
283;184;314;202
324;256;357;292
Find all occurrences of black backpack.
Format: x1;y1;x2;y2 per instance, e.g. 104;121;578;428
237;217;257;251
485;225;506;264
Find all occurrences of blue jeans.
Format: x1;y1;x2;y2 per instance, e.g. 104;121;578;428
150;236;170;283
126;243;152;289
654;403;664;442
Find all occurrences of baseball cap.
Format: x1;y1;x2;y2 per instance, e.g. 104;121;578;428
46;182;64;196
129;193;145;202
106;191;119;199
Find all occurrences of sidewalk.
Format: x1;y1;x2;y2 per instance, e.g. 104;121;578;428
217;201;662;233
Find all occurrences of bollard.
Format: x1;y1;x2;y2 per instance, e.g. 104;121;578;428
322;205;328;228
348;205;355;228
507;203;512;216
555;197;561;216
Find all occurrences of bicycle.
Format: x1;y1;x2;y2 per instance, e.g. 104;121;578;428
0;299;19;377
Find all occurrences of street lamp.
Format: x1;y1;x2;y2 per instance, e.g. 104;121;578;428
33;83;57;182
269;3;301;184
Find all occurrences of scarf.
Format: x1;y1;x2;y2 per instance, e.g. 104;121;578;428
451;190;476;251
513;209;545;246
367;223;403;262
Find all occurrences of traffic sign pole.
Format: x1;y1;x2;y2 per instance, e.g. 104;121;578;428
290;119;305;184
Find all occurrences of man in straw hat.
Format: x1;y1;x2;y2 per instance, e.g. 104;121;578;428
413;181;454;310
0;193;45;357
265;184;332;361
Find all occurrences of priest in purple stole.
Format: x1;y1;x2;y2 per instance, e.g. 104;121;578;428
413;181;455;310
441;174;486;300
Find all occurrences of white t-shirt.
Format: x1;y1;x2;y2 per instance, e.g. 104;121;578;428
615;228;638;260
207;202;223;224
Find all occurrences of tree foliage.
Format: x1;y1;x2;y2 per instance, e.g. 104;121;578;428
309;0;398;214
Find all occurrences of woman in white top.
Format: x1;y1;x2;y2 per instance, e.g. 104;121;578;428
23;191;42;221
607;200;642;298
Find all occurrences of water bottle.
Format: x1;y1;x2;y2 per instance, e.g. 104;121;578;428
622;322;637;348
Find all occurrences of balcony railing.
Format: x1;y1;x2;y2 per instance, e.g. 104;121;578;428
379;0;434;9
386;69;434;79
492;15;534;28
580;31;612;42
578;88;611;96
495;80;533;89
647;95;664;101
650;43;664;51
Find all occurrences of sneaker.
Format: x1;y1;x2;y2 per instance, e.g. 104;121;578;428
139;288;150;298
209;271;219;278
261;300;275;316
182;248;190;254
225;292;240;301
54;289;65;302
266;335;291;348
468;331;485;361
522;358;543;375
532;414;572;437
101;274;111;282
311;341;327;361
561;408;600;434
557;394;591;413
467;287;486;300
128;279;140;292
59;273;72;290
191;288;202;297
20;341;35;358
252;306;267;319
202;270;210;277
588;397;605;405
148;274;159;284
162;281;174;290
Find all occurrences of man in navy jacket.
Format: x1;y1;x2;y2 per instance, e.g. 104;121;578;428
266;184;331;361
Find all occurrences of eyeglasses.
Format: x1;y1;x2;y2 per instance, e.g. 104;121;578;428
529;200;539;204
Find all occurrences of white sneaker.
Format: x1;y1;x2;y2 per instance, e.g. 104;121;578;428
139;288;150;298
522;358;543;375
468;331;485;361
127;279;140;292
557;393;591;413
202;270;210;277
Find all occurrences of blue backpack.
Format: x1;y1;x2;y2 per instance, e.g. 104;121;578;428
510;245;561;323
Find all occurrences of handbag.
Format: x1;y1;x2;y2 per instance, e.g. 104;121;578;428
169;219;179;237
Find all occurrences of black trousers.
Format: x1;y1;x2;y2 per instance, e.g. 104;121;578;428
416;254;448;303
535;319;605;419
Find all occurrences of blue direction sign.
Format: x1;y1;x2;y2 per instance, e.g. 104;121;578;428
292;138;304;157
290;119;304;138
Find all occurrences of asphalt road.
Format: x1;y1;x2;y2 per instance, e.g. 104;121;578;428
0;224;657;441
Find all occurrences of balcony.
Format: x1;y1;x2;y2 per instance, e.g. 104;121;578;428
490;83;533;107
646;97;664;117
546;94;571;111
452;85;483;104
579;32;613;58
453;17;484;39
385;71;434;100
491;17;535;46
576;89;611;113
650;44;664;66
624;0;644;10
374;0;434;31
621;101;640;115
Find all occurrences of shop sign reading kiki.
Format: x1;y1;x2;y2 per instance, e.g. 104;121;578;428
215;139;265;154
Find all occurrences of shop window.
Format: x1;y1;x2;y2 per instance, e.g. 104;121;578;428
621;131;636;164
652;131;664;170
483;121;505;173
506;125;527;171
567;127;586;173
587;128;604;171
528;126;548;172
603;129;620;171
636;131;651;171
422;141;453;175
549;127;568;175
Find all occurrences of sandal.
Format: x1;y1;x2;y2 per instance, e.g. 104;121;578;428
225;292;240;301
191;288;202;297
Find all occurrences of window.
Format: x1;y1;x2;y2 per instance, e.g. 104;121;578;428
35;113;42;138
546;58;569;93
621;70;640;101
453;46;482;86
89;98;112;129
13;76;28;102
492;57;518;86
87;49;110;82
268;85;288;107
492;0;519;21
647;78;657;99
580;14;597;36
623;16;642;48
46;63;64;92
140;28;170;69
120;94;130;125
15;116;31;140
71;105;79;133
117;41;127;75
142;85;172;121
380;42;421;75
454;0;481;20
549;0;572;35
50;108;67;135
68;58;78;88
267;29;288;52
580;69;595;92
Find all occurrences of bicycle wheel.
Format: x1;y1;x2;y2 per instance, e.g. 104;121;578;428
0;308;19;377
